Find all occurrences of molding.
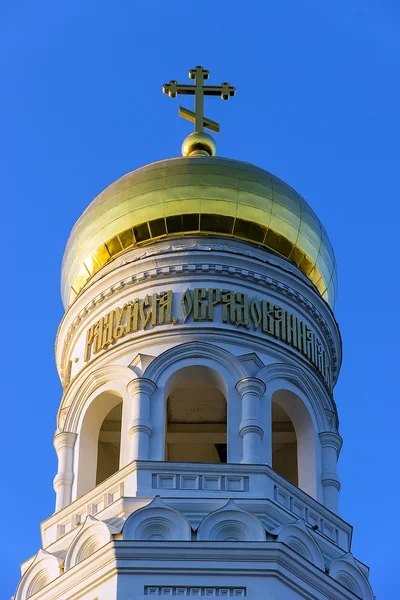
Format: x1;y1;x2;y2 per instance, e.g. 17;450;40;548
272;518;325;571
123;496;192;541
14;549;63;600
64;515;119;571
144;586;246;596
257;362;339;432
236;377;266;397
319;431;343;454
197;499;266;542
127;377;157;397
238;419;264;439
143;341;249;385
328;552;374;600
128;419;153;437
57;364;134;432
53;431;77;453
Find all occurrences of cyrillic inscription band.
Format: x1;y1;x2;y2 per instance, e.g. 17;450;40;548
83;287;332;388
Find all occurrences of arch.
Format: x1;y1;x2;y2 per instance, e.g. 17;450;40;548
64;515;117;571
60;364;134;433
197;499;265;542
27;569;51;598
274;519;325;570
329;553;374;600
144;341;249;386
257;364;323;500
142;342;249;463
165;365;228;464
123;497;192;541
257;362;337;432
75;389;123;497
15;550;62;600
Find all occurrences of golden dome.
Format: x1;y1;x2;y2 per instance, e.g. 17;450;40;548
62;156;337;308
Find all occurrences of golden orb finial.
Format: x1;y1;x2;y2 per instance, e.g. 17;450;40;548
182;132;216;157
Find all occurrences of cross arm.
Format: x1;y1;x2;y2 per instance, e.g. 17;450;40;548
163;80;196;98
203;83;236;100
179;107;220;133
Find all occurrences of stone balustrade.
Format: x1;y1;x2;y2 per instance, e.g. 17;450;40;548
40;461;352;554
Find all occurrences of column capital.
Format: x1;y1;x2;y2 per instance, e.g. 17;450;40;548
236;377;266;398
127;377;157;397
319;431;343;453
53;431;77;453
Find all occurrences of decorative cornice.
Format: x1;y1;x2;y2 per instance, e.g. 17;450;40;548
57;241;341;388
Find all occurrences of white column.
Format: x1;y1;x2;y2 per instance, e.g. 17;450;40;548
319;431;343;513
236;377;266;464
127;378;157;460
53;431;77;512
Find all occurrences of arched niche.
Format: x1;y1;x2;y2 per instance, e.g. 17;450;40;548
165;366;227;464
64;516;115;571
123;497;192;541
75;390;123;498
271;387;318;499
15;550;62;600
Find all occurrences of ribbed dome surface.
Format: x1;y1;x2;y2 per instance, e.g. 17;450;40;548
62;156;337;308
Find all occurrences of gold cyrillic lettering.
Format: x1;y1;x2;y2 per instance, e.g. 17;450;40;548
113;305;127;340
140;295;152;328
222;290;236;324
181;288;193;321
250;298;262;329
235;293;249;329
125;300;140;333
262;301;275;335
207;288;221;321
159;290;173;324
194;288;207;321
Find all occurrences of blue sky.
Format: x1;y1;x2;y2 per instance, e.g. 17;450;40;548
1;1;399;597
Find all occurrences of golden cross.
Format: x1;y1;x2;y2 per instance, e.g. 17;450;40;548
163;66;236;134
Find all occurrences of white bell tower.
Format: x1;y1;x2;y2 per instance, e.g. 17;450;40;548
14;67;374;600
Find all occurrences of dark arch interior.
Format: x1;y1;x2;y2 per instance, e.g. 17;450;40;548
166;380;227;463
96;403;122;485
272;402;298;486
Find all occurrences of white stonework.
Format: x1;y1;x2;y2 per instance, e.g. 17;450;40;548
14;228;374;598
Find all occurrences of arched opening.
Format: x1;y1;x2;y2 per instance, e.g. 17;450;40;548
96;403;122;485
165;367;227;463
272;402;298;486
76;391;123;498
271;389;317;498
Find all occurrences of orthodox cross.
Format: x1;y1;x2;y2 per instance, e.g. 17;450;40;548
163;66;236;134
